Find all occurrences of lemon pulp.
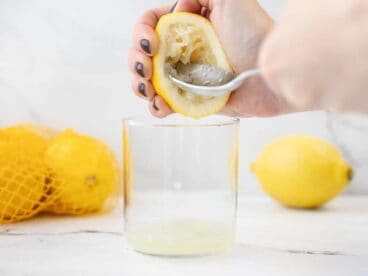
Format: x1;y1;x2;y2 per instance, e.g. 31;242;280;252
152;12;232;118
126;219;234;256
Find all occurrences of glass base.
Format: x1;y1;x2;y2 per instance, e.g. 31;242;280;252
126;219;235;257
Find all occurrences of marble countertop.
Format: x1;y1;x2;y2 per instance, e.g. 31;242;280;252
0;195;367;276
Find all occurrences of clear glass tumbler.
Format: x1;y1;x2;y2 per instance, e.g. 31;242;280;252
123;116;239;257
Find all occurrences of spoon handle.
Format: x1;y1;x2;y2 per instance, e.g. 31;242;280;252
228;68;261;91
168;67;261;97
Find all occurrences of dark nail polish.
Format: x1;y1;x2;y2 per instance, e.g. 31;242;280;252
138;83;146;97
135;62;145;77
140;39;151;54
153;99;159;111
170;1;177;13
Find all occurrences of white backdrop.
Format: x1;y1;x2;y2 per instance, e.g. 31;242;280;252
0;0;367;194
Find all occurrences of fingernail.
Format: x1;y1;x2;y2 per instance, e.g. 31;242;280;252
135;62;145;77
138;83;146;97
140;39;151;54
153;99;159;111
170;1;177;13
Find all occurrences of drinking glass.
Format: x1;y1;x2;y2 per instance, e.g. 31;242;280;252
123;115;239;256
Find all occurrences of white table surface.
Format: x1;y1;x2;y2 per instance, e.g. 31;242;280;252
0;195;367;276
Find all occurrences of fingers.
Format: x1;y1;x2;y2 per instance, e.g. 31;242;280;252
128;49;152;80
133;25;158;56
131;69;175;118
131;77;155;100
148;95;174;118
129;4;174;79
175;0;210;13
132;5;173;57
138;4;173;28
129;4;178;118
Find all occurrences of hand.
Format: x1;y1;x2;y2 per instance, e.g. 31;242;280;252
259;0;368;114
128;0;295;118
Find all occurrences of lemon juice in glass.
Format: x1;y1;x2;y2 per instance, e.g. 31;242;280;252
123;116;239;256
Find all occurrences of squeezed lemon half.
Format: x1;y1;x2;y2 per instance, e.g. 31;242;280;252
152;12;232;118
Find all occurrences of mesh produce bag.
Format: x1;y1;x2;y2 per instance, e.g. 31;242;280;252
0;124;121;224
0;125;56;224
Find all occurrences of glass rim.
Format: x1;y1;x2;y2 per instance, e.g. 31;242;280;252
123;116;240;128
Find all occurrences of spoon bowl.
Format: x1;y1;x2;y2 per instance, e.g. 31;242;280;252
167;63;260;97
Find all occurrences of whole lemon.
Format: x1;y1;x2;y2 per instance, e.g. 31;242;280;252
250;135;352;208
45;129;121;215
0;124;53;155
0;124;53;223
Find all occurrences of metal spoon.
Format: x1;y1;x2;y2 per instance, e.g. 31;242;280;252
167;62;261;97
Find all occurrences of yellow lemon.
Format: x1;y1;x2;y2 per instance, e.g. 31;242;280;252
45;129;121;215
250;135;352;208
152;12;232;118
0;124;52;223
0;123;54;155
19;123;58;141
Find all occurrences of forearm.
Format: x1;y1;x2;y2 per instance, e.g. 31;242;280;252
259;0;368;115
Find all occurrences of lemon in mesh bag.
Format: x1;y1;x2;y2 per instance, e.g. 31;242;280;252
0;124;55;224
45;129;121;215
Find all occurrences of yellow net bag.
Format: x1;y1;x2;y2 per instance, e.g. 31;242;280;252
0;124;121;224
0;124;56;224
